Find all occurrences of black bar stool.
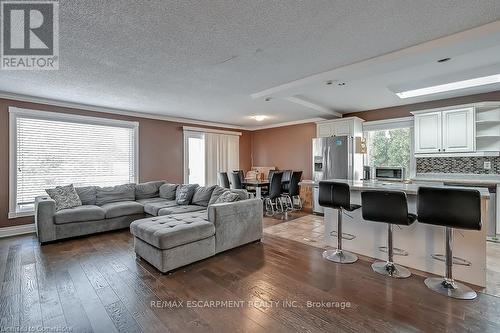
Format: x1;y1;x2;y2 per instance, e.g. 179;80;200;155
319;181;360;264
361;190;417;278
417;187;481;300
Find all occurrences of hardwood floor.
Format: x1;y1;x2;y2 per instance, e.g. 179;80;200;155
1;220;500;332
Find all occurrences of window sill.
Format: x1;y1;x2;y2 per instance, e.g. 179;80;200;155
8;211;34;219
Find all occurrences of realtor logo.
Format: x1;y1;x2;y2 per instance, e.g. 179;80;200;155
1;1;59;70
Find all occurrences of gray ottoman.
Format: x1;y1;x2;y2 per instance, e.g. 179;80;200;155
130;213;215;273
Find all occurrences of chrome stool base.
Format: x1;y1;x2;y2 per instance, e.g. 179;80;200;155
424;277;477;300
371;261;411;278
322;249;358;264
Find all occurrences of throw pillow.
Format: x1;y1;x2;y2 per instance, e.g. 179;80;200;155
135;181;165;199
214;191;240;204
175;184;199;205
192;185;216;207
95;183;136;206
159;183;178;200
208;185;227;205
46;184;82;211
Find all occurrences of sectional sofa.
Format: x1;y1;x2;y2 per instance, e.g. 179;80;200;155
35;181;263;272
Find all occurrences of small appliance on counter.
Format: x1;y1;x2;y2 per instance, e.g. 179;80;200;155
374;167;405;182
363;166;371;180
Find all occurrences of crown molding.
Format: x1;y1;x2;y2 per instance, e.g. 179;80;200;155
0;92;331;131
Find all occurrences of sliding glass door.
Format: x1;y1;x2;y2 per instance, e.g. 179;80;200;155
183;131;206;186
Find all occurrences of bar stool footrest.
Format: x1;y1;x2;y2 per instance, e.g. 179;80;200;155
330;231;356;241
378;246;408;256
431;254;471;266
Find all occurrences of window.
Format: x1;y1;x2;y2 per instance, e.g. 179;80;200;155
184;131;206;186
9;108;138;217
363;118;414;178
183;127;240;186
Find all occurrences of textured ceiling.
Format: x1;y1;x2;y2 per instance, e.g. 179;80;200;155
1;0;500;126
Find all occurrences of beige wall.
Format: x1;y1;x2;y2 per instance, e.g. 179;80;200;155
250;123;316;179
0;98;251;228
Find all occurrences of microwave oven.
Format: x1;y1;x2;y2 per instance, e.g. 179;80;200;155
374;167;405;181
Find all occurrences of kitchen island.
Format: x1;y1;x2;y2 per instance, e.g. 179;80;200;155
321;179;490;287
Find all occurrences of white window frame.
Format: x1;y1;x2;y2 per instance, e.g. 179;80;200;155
362;117;416;180
183;130;205;184
9;107;139;218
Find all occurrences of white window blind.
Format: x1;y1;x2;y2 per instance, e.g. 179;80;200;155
9;108;138;216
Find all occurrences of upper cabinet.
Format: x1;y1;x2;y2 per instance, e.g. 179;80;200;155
414;107;475;154
442;108;475;152
412;102;500;156
414;111;442;153
316;117;364;138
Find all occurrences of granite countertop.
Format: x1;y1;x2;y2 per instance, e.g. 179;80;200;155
324;179;490;198
412;173;500;185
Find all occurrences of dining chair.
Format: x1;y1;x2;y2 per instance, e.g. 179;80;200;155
263;171;284;216
218;172;230;188
230;171;244;189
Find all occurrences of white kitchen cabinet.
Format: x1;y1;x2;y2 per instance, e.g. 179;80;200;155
316;117;363;137
442;108;475;152
317;122;334;137
414;107;475;154
414;111;442;153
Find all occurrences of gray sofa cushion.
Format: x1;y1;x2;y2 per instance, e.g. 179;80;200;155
143;200;178;216
135;181;165;199
130;214;214;250
214;191;240;204
101;201;144;219
158;205;206;216
176;184;199;205
208;186;227;205
54;205;105;224
96;184;136;206
192;185;216;207
135;197;167;205
75;186;97;205
46;184;82;211
159;184;178;200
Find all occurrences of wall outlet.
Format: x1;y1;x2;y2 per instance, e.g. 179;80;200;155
484;161;492;170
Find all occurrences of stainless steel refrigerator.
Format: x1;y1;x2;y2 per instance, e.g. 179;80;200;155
312;136;363;214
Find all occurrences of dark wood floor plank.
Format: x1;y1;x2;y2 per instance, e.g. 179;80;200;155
0;244;22;328
34;246;67;329
54;269;94;333
67;259;120;333
20;263;43;329
90;253;169;333
80;258;142;333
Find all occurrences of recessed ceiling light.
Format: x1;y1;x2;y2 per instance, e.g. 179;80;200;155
251;115;267;121
338;82;346;86
395;74;500;99
264;97;272;102
326;80;333;85
437;57;451;63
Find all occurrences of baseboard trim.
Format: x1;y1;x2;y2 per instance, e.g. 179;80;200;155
0;223;36;238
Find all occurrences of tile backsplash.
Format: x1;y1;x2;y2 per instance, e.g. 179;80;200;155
416;156;500;174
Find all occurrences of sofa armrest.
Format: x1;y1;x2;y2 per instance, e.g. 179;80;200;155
35;196;56;243
208;198;263;253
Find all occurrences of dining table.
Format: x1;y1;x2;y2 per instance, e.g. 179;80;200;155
242;179;270;199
